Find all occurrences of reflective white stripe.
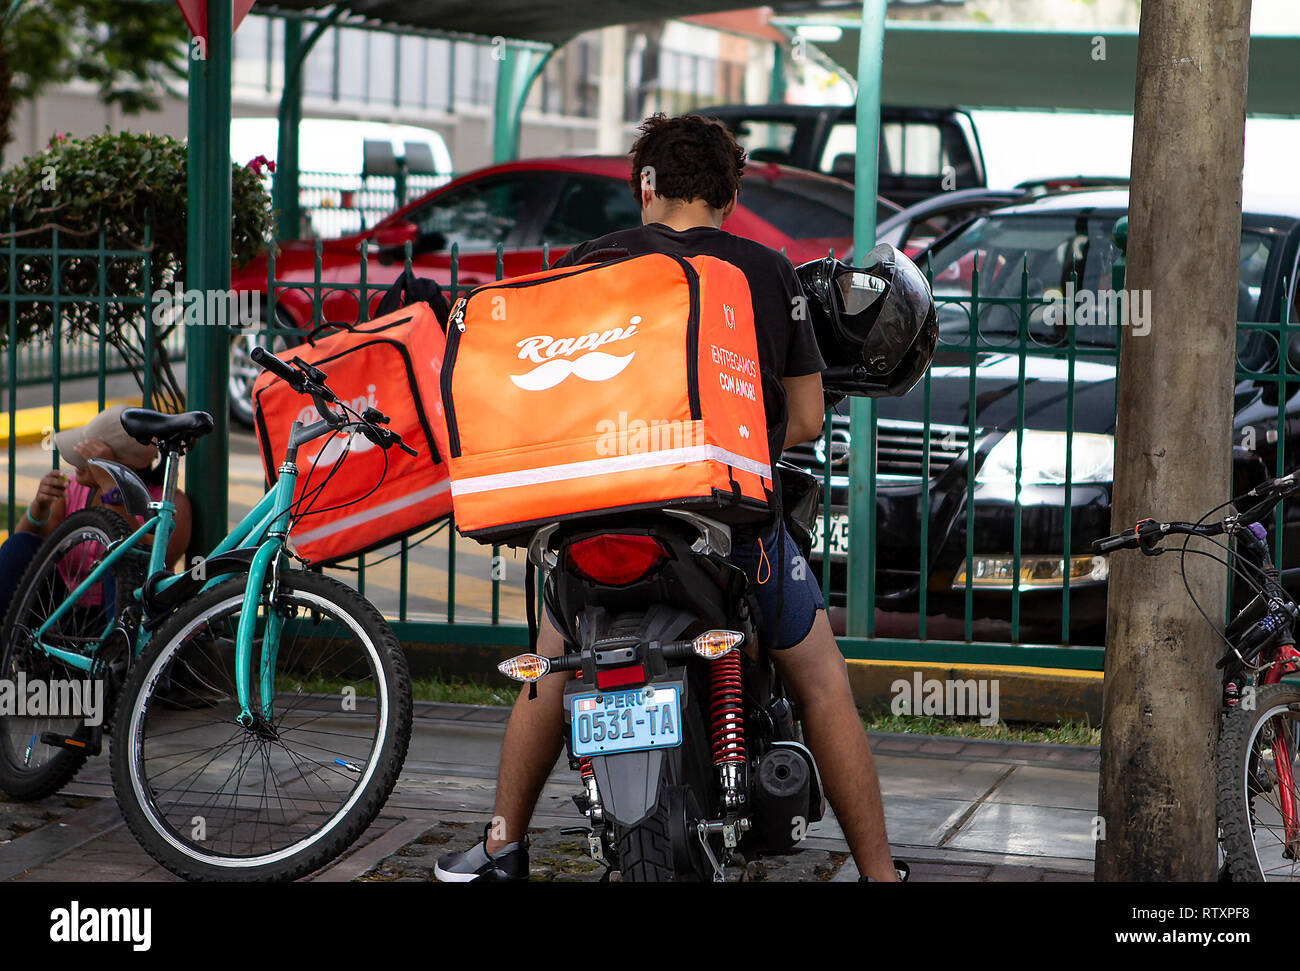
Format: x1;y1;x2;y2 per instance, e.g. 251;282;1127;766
292;478;452;545
450;445;771;496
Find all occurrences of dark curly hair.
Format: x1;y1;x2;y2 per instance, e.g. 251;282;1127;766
628;113;747;211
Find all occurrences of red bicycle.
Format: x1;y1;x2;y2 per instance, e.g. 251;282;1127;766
1095;471;1300;881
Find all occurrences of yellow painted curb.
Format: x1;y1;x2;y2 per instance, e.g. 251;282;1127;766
844;657;1105;722
0;398;135;448
846;657;1104;681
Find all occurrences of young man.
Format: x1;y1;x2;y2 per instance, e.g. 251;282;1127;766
436;113;900;882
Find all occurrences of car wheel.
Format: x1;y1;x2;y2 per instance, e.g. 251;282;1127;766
228;308;299;428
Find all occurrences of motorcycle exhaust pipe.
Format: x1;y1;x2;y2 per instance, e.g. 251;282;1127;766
750;748;813;852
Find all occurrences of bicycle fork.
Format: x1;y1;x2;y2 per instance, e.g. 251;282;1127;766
1262;644;1300;855
234;452;299;730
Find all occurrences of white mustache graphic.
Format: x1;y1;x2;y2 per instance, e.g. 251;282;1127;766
509;350;636;391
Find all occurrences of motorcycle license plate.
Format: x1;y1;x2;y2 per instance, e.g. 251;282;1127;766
809;512;849;559
570;685;682;757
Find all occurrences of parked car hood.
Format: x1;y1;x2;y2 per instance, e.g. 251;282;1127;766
873;351;1119;435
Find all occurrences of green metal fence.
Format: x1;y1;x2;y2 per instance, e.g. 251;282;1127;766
2;223;166;537
4;216;1296;672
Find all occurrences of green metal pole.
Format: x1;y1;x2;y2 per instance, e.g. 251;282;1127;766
493;45;552;164
769;42;787;104
845;0;886;638
185;0;233;557
275;18;304;241
493;45;521;164
273;10;343;240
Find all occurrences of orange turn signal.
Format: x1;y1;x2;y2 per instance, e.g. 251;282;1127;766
498;653;552;682
692;630;744;660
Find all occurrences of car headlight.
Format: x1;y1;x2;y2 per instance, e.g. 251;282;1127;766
976;431;1114;485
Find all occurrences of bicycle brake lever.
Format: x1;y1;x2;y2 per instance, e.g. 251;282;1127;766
291;356;328;385
1135;518;1165;556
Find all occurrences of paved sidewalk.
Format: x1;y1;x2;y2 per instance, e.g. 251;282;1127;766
0;700;1097;883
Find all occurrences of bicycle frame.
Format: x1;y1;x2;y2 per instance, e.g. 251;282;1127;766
27;416;333;727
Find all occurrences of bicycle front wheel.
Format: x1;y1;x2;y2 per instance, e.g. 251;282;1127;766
1217;682;1300;881
109;570;412;881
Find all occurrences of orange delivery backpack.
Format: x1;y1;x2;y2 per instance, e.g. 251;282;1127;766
251;291;452;565
437;252;774;546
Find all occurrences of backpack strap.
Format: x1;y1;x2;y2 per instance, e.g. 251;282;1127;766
375;269;452;325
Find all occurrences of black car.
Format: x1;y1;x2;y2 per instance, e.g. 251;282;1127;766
788;189;1300;641
702;103;986;206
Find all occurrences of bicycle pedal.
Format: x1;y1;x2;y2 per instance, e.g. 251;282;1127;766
39;727;102;756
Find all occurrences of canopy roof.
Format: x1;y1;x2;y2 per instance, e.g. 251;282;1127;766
780;21;1300;116
259;0;782;46
258;3;1299;116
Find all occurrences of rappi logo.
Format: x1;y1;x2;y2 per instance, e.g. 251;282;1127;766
296;385;380;464
509;316;640;391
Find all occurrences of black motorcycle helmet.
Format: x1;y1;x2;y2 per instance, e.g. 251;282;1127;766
795;243;938;399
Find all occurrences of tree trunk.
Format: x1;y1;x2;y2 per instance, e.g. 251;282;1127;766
1096;0;1253;881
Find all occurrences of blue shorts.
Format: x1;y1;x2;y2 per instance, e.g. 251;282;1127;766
729;522;826;652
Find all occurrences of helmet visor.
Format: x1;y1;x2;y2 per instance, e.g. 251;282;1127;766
834;269;887;317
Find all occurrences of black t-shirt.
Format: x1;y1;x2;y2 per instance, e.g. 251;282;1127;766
553;223;825;471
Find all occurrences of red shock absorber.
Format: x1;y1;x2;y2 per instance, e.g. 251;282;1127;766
709;649;747;766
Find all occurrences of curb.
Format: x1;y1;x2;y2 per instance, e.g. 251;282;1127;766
1;397;136;448
845;658;1105;724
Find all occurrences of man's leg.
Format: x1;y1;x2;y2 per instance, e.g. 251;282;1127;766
770;610;898;881
484;614;568;854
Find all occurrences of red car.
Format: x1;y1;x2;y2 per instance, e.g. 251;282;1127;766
228;154;898;424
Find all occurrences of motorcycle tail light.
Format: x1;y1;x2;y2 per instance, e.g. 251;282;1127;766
566;534;668;586
498;653;551;682
693;630;744;659
596;665;646;690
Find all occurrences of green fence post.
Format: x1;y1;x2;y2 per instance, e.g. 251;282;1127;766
769;42;787;104
185;0;233;557
845;0;887;638
275;18;304;241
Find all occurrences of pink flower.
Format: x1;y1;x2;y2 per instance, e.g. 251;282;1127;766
245;155;276;175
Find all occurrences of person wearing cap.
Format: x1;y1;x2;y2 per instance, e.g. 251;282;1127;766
0;404;192;619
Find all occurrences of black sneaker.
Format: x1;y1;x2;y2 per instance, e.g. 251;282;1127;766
859;859;910;882
434;828;529;882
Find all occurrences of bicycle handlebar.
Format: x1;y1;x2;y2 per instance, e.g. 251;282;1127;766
1093;473;1300;557
251;346;304;391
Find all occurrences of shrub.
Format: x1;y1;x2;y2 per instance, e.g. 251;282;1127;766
0;130;274;409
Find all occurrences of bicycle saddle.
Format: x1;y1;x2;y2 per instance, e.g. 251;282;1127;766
120;408;215;448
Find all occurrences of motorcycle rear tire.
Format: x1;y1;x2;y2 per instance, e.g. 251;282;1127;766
614;667;717;882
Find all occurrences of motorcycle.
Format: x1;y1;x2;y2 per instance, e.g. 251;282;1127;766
499;463;827;882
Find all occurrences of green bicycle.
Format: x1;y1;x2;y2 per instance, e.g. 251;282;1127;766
0;348;414;881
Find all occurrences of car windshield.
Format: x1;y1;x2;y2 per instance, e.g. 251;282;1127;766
740;175;893;240
922;212;1279;346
